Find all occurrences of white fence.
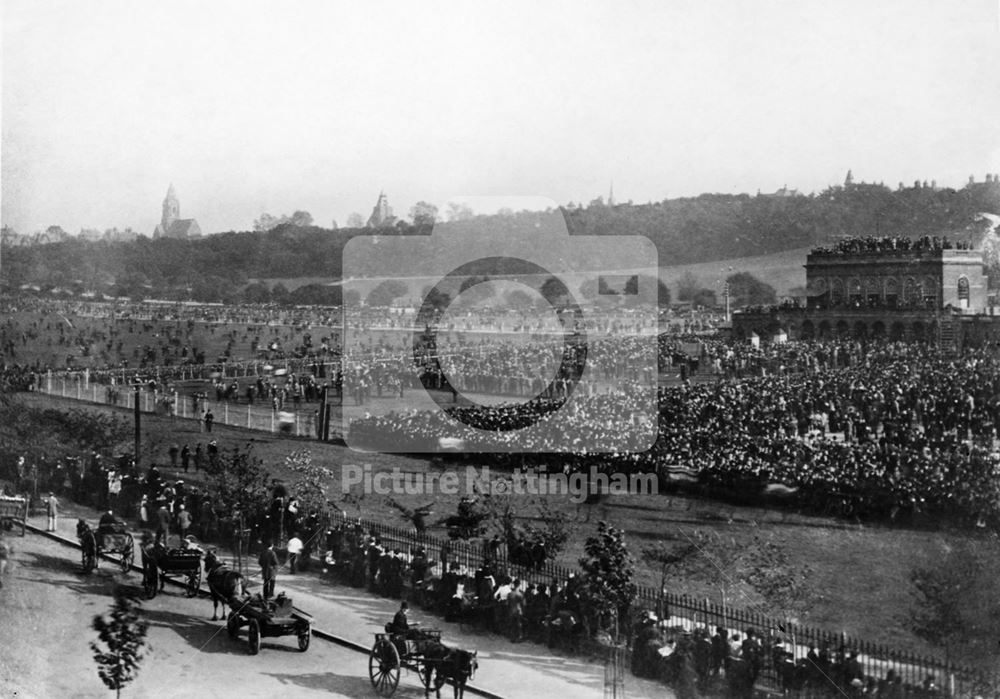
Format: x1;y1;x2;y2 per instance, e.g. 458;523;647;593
38;370;323;439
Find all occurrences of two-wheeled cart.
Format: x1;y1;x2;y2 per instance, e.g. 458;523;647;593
225;592;312;655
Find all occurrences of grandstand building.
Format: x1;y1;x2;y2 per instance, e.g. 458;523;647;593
732;237;999;348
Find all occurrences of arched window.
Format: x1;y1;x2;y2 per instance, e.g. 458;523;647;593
864;277;880;306
831;279;845;307
809;278;828;308
922;276;937;307
885;278;899;308
958;276;970;301
848;278;862;306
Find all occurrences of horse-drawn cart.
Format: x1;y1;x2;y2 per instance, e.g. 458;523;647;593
141;545;202;598
370;627;443;697
77;520;135;573
0;495;28;536
225;592;312;655
369;627;477;698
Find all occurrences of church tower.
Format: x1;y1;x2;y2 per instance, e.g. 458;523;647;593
162;184;180;231
153;183;201;239
366;191;394;228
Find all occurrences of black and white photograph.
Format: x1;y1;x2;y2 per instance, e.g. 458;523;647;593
2;1;1000;698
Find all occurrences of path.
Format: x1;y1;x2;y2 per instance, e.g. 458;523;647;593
3;501;672;699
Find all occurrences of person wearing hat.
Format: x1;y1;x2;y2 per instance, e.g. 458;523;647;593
258;540;278;599
286;532;303;575
175;504;192;540
155;502;171;546
45;492;59;532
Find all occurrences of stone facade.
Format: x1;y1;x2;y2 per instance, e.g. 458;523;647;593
733;243;998;348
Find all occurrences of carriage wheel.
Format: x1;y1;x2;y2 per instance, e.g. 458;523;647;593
82;547;96;573
369;639;400;696
247;619;261;655
226;611;240;639
186;568;202;597
121;546;134;574
297;623;311;652
143;567;158;599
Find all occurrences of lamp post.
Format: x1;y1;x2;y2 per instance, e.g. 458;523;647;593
133;384;141;470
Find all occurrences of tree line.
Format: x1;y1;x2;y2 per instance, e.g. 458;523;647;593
2;178;998;302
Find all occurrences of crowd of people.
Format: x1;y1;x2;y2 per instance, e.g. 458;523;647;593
349;339;1000;525
812;235;974;256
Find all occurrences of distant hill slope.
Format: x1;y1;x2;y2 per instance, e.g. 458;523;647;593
3;179;998;302
660;247;810;299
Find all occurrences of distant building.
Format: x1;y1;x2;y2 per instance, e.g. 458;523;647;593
366;191;394;228
733;236;1000;349
760;184;799;198
153;184;201;239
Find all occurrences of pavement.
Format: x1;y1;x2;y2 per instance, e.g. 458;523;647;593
25;500;673;699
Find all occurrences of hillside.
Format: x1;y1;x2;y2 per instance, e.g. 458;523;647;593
2;178;998;302
661;247;810;299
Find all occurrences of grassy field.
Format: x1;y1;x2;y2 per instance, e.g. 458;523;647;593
253;245;811;303
1;310;332;369
13;391;999;670
659;246;810;298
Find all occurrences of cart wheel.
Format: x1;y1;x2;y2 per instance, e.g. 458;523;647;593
247;619;261;655
226;611;240;639
369;639;400;696
186;568;202;597
143;568;158;599
297;623;311;652
121;546;134;574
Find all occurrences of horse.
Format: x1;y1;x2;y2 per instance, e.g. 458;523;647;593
421;642;478;699
203;550;247;620
76;519;97;571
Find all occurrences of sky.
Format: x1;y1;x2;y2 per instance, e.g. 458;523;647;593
3;0;1000;235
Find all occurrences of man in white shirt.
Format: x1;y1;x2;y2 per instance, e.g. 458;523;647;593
286;533;303;574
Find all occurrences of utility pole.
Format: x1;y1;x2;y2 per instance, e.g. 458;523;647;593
134;384;141;469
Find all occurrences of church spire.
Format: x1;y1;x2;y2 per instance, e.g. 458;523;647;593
608;181;615;207
162;184;180;231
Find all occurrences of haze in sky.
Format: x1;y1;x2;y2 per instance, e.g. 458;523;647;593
2;0;999;235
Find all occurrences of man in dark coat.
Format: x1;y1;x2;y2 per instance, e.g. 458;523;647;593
155;503;172;546
258;541;279;599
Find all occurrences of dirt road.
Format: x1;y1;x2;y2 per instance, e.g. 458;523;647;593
0;531;424;699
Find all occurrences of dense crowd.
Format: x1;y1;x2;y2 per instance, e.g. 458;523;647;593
350;340;1000;524
812;235;974;256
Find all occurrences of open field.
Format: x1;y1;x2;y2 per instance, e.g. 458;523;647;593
659;246;810;298
252;245;811;303
12;391;1000;671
